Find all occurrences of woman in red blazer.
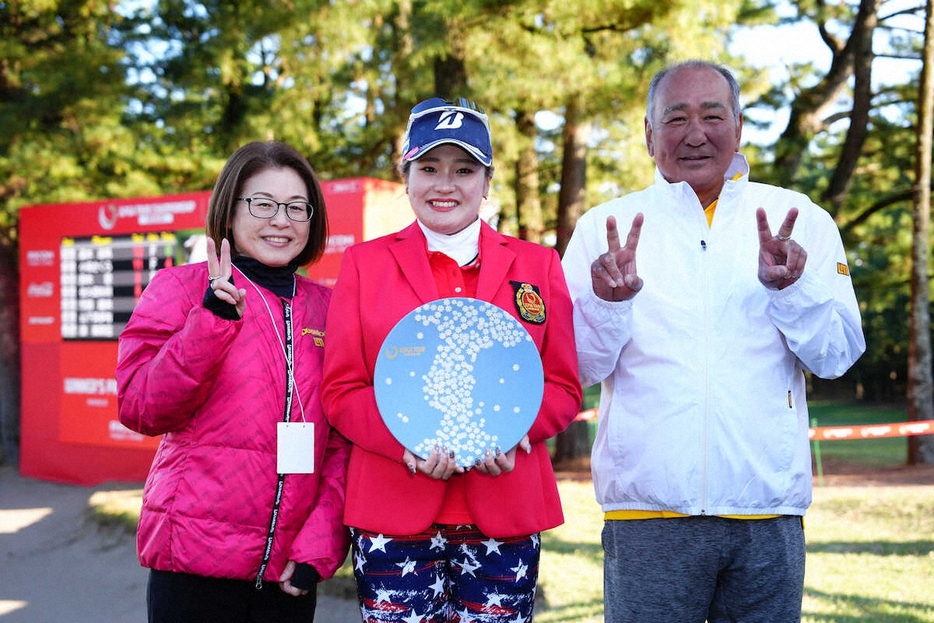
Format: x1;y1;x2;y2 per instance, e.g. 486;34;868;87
322;97;582;622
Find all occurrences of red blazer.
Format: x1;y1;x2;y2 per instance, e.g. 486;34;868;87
322;221;582;538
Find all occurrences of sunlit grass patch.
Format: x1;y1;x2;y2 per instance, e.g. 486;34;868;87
802;485;934;623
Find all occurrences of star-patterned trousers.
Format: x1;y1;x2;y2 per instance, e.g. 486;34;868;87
350;524;541;623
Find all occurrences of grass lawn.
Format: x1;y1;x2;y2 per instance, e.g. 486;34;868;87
532;401;934;622
536;480;604;622
534;479;934;623
802;485;934;622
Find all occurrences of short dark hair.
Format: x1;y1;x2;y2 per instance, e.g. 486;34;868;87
206;141;328;266
646;60;742;125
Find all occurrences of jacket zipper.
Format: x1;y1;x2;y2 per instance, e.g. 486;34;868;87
700;233;710;515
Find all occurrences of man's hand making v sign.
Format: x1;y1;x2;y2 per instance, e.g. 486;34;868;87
589;208;806;300
757;207;807;290
590;213;644;302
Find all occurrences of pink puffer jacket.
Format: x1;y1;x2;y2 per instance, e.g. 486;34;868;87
116;261;350;582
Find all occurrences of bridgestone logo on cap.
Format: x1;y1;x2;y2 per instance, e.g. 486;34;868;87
435;111;465;130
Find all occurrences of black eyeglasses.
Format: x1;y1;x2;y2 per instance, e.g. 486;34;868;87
236;197;314;222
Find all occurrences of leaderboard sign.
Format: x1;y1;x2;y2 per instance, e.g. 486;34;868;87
19;192;211;484
60;232;178;340
19;178;411;484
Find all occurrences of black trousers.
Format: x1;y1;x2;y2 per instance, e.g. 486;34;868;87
147;569;318;623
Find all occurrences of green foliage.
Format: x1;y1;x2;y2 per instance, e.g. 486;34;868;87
0;0;930;399
847;206;914;401
0;0;130;242
0;0;755;218
741;0;925;401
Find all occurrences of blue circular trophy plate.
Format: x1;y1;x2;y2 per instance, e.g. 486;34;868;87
374;298;544;468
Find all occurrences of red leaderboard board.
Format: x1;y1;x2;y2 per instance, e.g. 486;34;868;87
19;178;410;484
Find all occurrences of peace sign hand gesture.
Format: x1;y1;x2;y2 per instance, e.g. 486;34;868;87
757;207;807;290
591;213;644;302
206;237;246;318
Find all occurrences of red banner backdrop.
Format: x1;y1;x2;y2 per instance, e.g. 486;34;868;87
19;179;409;485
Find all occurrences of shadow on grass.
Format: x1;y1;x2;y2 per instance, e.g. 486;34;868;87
804;587;934;623
806;540;934;556
539;533;602;557
534;595;604;622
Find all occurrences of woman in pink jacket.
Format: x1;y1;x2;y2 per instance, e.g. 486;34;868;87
322;98;582;622
117;141;350;623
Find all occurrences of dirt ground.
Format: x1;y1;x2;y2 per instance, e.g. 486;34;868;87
0;464;360;623
805;456;934;486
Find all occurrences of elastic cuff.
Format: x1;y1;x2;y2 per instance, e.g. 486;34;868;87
203;279;240;320
289;563;320;590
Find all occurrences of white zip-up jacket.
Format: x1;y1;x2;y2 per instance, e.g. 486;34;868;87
562;154;865;516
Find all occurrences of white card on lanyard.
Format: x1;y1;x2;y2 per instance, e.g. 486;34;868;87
277;422;315;474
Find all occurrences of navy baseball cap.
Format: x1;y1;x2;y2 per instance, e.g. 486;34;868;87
401;97;493;167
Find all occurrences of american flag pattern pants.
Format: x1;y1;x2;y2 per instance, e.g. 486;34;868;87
350;524;541;623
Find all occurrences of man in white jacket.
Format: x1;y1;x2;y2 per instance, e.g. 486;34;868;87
562;60;865;623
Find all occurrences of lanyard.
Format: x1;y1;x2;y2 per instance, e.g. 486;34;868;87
239;267;305;421
235;269;306;588
254;298;295;590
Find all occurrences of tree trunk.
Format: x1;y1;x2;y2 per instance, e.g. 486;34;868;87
908;0;934;465
773;0;880;190
555;95;588;258
0;240;20;463
514;108;543;243
553;95;591;461
434;20;467;99
821;0;881;212
553;420;590;464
